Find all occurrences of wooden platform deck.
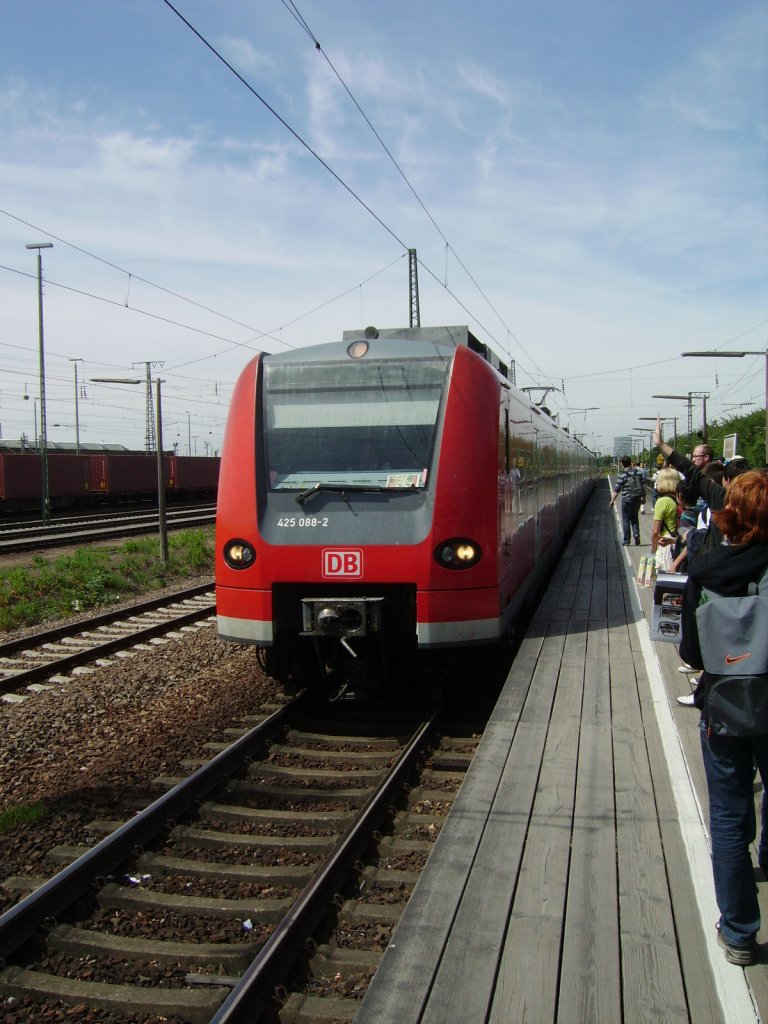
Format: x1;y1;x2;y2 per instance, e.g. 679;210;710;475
354;480;766;1024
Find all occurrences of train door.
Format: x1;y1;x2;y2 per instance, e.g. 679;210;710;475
503;402;537;608
499;400;513;559
529;425;540;565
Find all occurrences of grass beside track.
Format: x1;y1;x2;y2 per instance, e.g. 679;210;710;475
0;527;214;631
0;801;46;835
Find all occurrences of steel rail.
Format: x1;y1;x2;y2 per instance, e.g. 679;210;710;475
0;692;309;959
1;601;216;694
0;505;217;541
1;594;216;694
209;702;442;1024
0;583;213;660
0;510;215;553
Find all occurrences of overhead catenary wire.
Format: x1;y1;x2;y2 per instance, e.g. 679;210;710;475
4;6;757;444
167;254;406;371
0;207;268;339
4;3;592;430
0;246;405;370
161;0;410;256
562;319;767;384
0;263;267;350
159;0;540;381
280;0;542;376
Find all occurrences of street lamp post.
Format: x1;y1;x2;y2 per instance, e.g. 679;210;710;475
568;406;598;434
26;242;53;524
652;393;709;446
69;358;84;453
91;376;169;566
631;428;653;465
682;349;768;464
154;377;169;565
639;416;678;449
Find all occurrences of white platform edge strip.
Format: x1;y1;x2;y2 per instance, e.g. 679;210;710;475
620;540;761;1024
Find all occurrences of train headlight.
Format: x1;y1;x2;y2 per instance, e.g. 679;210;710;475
223;539;256;569
434;538;481;570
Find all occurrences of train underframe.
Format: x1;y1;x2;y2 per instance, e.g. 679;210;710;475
254;581;510;699
261;582;417;698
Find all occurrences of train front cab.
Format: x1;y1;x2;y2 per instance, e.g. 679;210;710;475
215;328;596;688
216;334;498;666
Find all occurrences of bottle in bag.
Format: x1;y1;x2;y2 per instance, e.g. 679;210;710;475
636;555;647;585
644;556;655;587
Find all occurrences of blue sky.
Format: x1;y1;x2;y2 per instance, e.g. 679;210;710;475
0;0;765;455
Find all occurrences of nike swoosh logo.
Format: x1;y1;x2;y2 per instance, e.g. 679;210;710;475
724;653;752;665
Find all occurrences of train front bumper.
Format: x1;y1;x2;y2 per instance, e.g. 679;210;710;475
216;583;500;648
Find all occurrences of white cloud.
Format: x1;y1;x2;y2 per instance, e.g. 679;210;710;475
98;131;197;172
0;0;764;452
457;62;508;105
645;7;767;136
219;36;277;79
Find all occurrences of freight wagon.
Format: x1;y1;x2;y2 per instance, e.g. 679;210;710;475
0;452;91;510
0;451;219;512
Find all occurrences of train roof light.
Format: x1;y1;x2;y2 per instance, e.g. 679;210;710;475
347;339;370;358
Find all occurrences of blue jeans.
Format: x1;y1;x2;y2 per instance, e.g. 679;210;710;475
700;720;768;947
621;497;641;544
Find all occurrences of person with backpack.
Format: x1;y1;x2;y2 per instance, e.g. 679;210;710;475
678;470;768;966
608;455;644;545
638;463;649;514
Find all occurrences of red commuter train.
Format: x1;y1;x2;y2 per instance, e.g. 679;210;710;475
215;326;597;691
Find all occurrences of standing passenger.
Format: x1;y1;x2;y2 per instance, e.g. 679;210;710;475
678;471;768;965
691;443;715;471
608;456;643;545
650;467;680;571
638;463;649;514
653;424;750;552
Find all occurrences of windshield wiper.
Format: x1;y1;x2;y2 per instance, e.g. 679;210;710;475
295;483;414;506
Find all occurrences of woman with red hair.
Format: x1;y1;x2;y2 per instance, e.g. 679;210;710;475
680;470;768;966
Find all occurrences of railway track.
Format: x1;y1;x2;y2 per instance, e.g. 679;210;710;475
0;503;216;531
0;583;216;701
0;504;216;554
0;692;482;1023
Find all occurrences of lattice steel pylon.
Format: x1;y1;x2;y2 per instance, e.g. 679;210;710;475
652;391;710;442
408;249;420;328
133;361;164;452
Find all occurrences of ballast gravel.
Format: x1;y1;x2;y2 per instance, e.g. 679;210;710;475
0;604;282;898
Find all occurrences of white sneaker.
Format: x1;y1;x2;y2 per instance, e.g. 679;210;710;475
678;664;695;673
676;693;696;707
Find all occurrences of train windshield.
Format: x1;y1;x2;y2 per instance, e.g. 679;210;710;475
263;357;449;491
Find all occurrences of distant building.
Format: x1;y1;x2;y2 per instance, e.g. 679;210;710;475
613;436;633;458
0;439;131;454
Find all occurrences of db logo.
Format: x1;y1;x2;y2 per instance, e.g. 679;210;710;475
322;549;363;578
